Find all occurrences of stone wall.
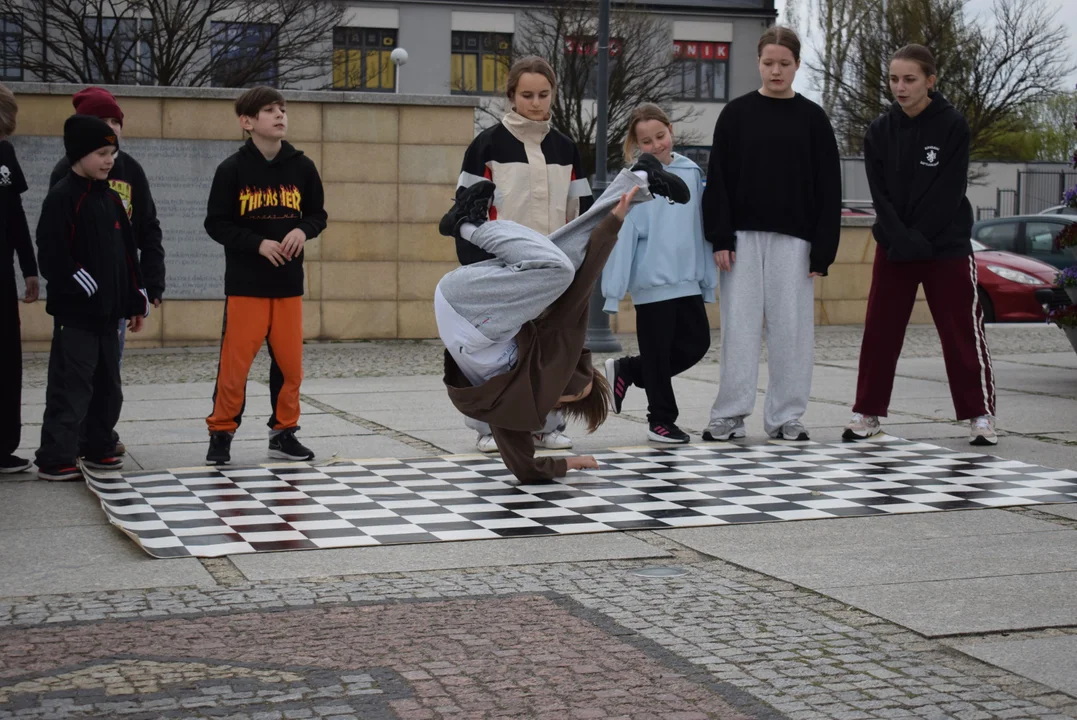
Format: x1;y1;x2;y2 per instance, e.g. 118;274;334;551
12;83;917;350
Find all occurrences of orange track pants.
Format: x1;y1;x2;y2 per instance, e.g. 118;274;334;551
207;296;304;434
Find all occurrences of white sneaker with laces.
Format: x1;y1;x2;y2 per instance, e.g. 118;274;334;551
843;412;881;441
476;434;499;453
534;429;573;449
969;415;998;446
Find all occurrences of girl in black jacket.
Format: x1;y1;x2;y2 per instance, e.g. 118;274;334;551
844;44;997;446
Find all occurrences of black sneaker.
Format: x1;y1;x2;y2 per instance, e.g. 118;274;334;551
206;431;233;466
269;429;315;461
81;455;124;470
37;463;83;482
648;422;691;444
632;153;690;204
439;181;496;239
0;455;32;474
604;357;630;415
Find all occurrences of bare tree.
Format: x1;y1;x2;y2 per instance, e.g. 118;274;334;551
805;0;1072;160
496;0;702;177
5;0;343;88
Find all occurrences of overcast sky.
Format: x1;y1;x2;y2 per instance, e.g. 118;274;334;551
773;0;1077;99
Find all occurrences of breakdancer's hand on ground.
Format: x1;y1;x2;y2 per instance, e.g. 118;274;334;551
565;455;599;471
612;186;639;221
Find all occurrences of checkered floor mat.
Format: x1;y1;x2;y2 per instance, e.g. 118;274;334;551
81;437;1077;558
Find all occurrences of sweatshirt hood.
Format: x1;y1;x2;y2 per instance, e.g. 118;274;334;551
667;152;703;173
240;138;304;166
890;91;954;126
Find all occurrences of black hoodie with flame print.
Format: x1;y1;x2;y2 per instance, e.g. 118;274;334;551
205;139;327;298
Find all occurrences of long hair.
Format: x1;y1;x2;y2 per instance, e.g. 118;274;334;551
0;84;17;137
559;369;613;433
891;44;937;78
623;103;672;164
757;25;801;62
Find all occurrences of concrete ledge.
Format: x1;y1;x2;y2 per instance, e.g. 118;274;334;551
7;81;482;107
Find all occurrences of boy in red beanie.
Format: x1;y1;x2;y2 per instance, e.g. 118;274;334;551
49;87;165;457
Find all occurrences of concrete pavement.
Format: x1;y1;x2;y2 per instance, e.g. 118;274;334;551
3;325;1076;719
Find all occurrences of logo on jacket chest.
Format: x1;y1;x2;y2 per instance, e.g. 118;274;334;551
239;184;303;217
109;179;133;219
921;145;940;168
0;165;10;186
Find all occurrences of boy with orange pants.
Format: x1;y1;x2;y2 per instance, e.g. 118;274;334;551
204;87;326;465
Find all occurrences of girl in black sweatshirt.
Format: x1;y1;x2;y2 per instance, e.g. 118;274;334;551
844;44;997;446
700;26;842;444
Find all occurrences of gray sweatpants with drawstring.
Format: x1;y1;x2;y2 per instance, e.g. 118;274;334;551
438;169;653;434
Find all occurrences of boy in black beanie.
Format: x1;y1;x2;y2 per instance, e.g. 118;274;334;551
34;114;150;481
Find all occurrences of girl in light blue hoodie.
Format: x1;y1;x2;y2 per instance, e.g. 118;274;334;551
602;104;718;444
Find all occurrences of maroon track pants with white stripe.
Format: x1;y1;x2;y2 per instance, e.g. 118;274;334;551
853;244;995;420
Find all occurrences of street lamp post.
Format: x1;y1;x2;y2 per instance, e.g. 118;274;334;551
584;0;622;353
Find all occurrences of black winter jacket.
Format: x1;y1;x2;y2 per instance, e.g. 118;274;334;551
50;150;165;301
205;139;327;298
864;92;973;261
36;171;148;331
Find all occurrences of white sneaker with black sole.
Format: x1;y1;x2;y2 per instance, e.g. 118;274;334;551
702;417;746;441
843;413;881;441
969;415;998;446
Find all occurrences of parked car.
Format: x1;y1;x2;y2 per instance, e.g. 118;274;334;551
1037;205;1077;216
971;214;1075;269
971;239;1059;322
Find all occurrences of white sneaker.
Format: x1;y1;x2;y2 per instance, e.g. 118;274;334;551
534;429;573;449
476;434;498;453
969;415;998;446
843;412;881;441
702;417;746;442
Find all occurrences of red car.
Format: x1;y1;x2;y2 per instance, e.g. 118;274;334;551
972;239;1059;322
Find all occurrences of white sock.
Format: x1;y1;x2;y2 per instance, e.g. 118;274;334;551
633;170;648;181
460;223;478;241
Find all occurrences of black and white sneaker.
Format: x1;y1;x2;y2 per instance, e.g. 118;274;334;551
37;463;83;482
0;455;32;474
81;455;123;470
269;429;315;461
631;153;690;204
604;357;630;415
206;431;233;466
439;181;496;240
648;422;691;444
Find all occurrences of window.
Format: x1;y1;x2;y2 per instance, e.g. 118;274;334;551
565;36;622;99
673;41;729;102
451;31;512;95
211;22;278;87
678;146;711;179
84;17;153;84
333;27;396;91
1024;220;1069;266
0;14;20;81
975;222;1018;253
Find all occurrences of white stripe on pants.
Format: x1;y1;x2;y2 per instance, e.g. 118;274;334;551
710;231;815;436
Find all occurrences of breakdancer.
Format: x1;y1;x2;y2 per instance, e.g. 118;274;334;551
435;155;689;483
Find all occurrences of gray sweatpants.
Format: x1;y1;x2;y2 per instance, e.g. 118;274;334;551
438;169;652;435
710;230;815;436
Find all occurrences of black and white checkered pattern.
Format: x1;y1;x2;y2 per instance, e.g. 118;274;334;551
81;437;1077;558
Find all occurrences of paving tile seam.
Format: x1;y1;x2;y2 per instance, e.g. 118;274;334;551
816;568;1077;592
297;392;449;456
1005;506;1077;529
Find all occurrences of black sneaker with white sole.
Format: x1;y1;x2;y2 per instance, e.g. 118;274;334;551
269;429;315;461
0;455;32;474
206;431;234;466
604;357;630;415
439;181;496;240
648;422;691;444
81;455;123;470
631;153;690;204
37;464;83;482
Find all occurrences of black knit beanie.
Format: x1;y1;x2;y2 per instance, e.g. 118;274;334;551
63;114;119;164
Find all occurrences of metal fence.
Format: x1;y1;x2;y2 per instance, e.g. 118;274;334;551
1015;170;1077;214
976;207;997;220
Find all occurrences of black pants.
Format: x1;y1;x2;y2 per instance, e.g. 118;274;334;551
36;320;123;467
1;275;21;457
622;295;711;425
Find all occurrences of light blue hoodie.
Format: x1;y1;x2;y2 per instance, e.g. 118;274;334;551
601;153;718;313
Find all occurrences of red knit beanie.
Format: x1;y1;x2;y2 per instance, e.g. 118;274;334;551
72;87;124;127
